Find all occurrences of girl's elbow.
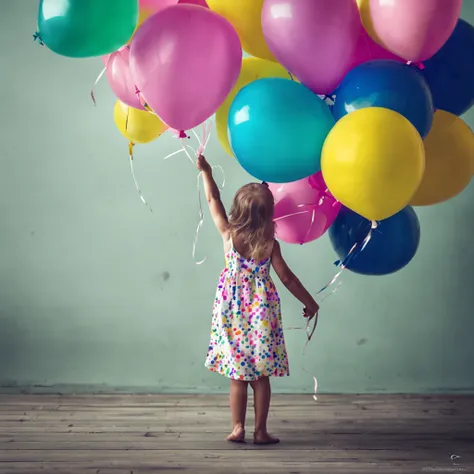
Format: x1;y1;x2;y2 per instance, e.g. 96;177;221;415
280;273;295;287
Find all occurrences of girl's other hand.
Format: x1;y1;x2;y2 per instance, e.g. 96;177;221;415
196;154;211;173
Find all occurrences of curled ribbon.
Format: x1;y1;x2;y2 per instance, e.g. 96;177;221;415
90;53;113;106
309;219;377;398
186;120;225;265
279;198;377;400
163;120;222;265
128;142;153;212
90;67;107;106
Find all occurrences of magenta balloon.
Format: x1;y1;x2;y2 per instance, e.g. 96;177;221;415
105;47;144;110
178;0;208;7
262;0;361;95
368;0;463;62
139;0;177;11
347;27;404;73
130;5;242;131
269;173;341;245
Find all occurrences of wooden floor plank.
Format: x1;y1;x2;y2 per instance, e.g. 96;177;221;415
0;394;473;474
0;461;445;474
1;449;471;463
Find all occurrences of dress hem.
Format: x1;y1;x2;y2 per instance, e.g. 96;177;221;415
205;364;290;382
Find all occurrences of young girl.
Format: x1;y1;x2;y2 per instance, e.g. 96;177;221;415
198;155;319;445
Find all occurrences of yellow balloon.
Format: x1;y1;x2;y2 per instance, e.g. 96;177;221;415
207;0;275;61
216;57;291;156
321;107;425;221
356;0;382;47
410;111;473;206
113;100;167;144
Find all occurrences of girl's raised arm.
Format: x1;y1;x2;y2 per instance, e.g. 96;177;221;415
197;155;230;240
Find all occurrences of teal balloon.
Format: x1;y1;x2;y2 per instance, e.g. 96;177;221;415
228;78;335;183
38;0;139;58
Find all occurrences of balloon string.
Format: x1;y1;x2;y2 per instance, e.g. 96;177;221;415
128;142;153;212
190;121;222;264
274;199;325;245
287;220;377;401
90;67;107;106
191;129;202;145
212;165;226;192
301;205;317;245
315;220;376;298
163;149;185;161
286;314;319;401
193;171;207;265
32;32;44;45
302;315;319;401
168;120;218;265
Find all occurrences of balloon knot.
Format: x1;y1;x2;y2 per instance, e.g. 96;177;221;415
33;32;44;45
128;141;135;158
407;61;425;70
178;130;188;139
371;220;378;229
323;94;336;105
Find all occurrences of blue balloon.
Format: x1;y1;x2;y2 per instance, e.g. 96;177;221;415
422;19;474;117
228;78;335;183
333;60;434;138
329;206;420;276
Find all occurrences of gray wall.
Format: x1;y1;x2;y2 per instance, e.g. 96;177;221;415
0;1;473;394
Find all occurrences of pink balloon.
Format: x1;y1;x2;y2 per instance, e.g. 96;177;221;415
130;5;242;131
139;0;177;12
178;0;208;7
346;26;404;73
269;173;341;245
105;47;144;110
367;0;463;62
262;0;361;95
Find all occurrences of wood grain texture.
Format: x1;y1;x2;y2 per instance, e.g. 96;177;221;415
0;394;473;474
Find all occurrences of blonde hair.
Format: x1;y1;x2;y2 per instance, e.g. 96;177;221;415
228;183;275;261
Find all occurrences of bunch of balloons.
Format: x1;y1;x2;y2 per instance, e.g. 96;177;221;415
221;0;473;275
37;0;474;276
37;0;241;147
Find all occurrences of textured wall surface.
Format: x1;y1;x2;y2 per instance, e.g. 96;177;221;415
0;1;473;394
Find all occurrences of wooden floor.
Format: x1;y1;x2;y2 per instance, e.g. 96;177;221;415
0;395;473;474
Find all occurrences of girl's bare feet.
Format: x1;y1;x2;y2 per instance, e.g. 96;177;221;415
253;431;280;445
226;425;246;443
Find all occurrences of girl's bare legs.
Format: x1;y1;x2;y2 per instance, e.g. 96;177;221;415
227;380;248;442
250;376;280;445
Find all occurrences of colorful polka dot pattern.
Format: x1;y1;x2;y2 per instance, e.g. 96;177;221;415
205;242;289;381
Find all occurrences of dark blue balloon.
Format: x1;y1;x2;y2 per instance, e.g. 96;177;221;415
333;60;434;137
329;206;420;276
422;19;474;117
